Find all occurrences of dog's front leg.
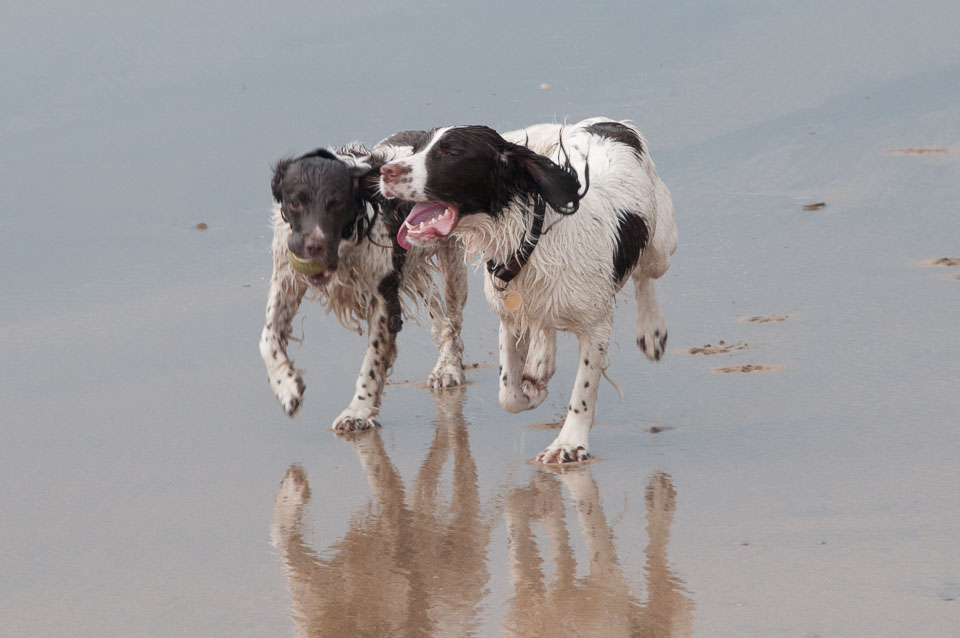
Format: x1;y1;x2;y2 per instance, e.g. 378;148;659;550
261;239;308;417
536;325;611;463
332;300;398;431
427;241;467;389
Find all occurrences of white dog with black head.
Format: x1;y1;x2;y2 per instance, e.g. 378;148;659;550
379;117;677;463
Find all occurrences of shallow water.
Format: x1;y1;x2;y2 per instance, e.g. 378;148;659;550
2;1;960;636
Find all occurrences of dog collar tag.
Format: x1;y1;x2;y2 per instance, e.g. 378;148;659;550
503;289;523;311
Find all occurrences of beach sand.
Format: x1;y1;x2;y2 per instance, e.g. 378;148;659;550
2;2;959;636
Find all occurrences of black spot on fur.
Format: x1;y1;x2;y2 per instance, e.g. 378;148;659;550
584;381;590;388
369;370;375;379
585;122;644;158
613;212;649;283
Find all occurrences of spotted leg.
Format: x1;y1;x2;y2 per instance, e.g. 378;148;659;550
519;328;556;409
536;324;611;463
634;272;667;361
428;240;467;388
497;318;533;413
332;299;398;431
260;233;308;417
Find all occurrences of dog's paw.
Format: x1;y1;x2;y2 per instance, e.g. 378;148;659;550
272;367;306;417
332;406;381;431
637;315;668;362
428;361;466;389
519;374;549;408
536;442;591;465
500;377;548;413
270;465;310;549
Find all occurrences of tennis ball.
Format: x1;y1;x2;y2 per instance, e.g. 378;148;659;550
288;252;327;276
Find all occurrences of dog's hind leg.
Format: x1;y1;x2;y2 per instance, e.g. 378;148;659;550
261;236;308;417
518;328;556;410
633;271;667;362
427;241;467;388
536;323;611;463
497;318;537;413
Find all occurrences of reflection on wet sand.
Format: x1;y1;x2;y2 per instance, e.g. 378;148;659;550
270;386;489;637
271;387;692;637
504;470;694;638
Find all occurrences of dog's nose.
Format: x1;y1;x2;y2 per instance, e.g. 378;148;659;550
303;237;324;258
380;163;399;180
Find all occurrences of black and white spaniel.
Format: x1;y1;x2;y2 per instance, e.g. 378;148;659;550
380;117;677;463
261;131;467;430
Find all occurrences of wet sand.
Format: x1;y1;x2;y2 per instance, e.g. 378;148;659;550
3;2;960;636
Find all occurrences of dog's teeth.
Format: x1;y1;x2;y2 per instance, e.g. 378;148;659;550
419;221;425;229
443;208;451;217
405;221;415;230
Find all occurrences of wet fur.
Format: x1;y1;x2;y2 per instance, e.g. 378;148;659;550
260;134;467;429
380;117;677;461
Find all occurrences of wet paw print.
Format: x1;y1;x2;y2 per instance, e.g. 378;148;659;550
711;364;785;374
679;339;754;355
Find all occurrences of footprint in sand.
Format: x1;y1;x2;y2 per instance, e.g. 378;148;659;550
917;257;960;268
887;148;955;155
711;364;785;374
679;340;755;356
738;315;791;324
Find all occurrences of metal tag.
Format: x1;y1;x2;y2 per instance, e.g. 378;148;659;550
503;289;522;311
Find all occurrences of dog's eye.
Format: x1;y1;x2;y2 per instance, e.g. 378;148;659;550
287;195;307;212
437;143;458;157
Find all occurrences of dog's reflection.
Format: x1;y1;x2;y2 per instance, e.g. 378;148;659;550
270;386;489;637
503;469;694;638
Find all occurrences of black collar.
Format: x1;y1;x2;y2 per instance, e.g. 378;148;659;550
486;196;546;285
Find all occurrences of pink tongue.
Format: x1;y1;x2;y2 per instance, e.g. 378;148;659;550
397;202;457;250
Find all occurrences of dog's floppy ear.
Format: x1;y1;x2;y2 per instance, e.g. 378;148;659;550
501;143;583;215
271;158;291;203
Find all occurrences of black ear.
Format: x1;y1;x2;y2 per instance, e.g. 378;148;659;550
297;148;338;162
503;144;583;215
271;158;291;203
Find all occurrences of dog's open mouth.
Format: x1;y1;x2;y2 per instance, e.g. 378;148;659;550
397;202;458;250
